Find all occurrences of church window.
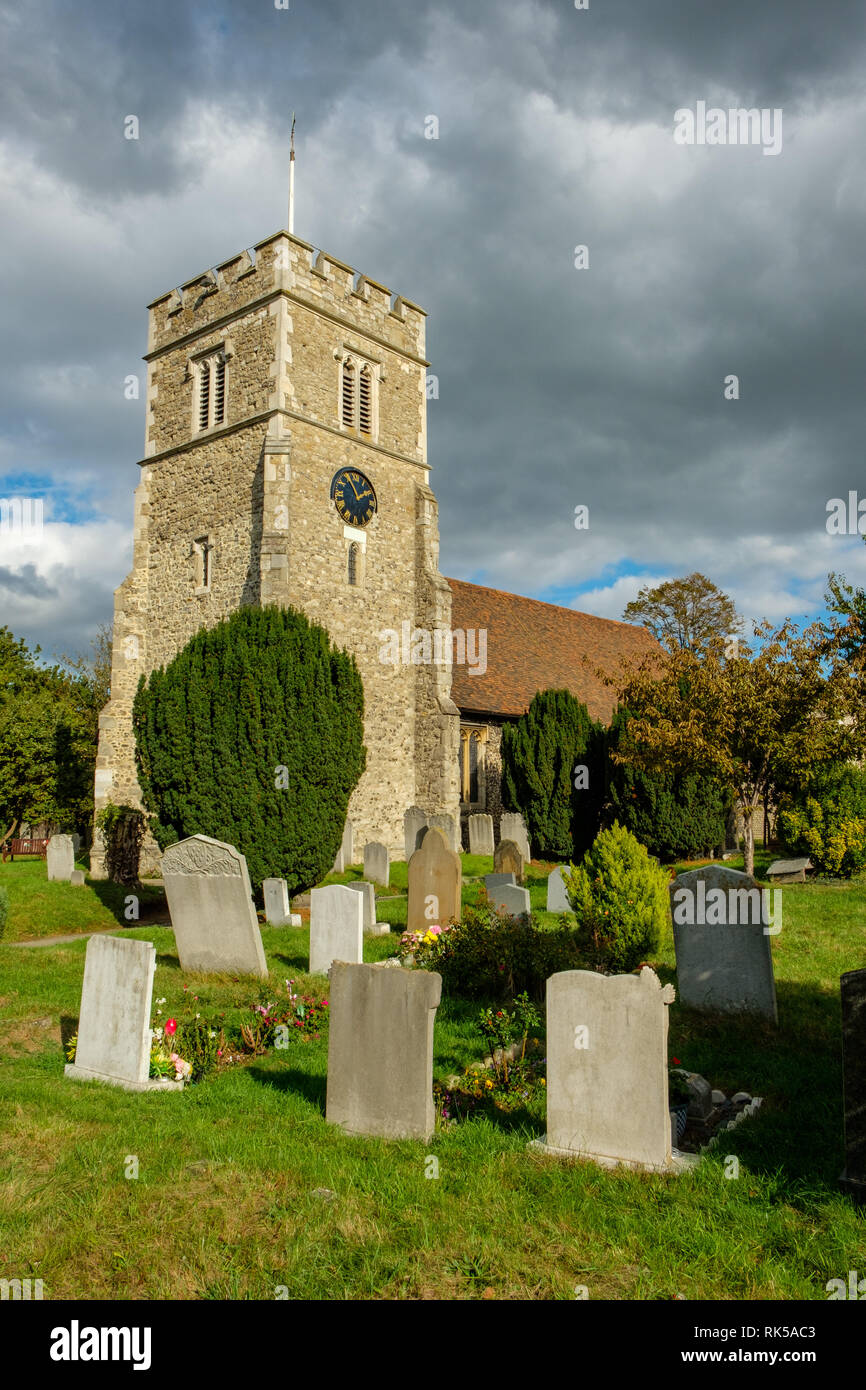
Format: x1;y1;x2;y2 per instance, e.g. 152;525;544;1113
339;354;377;439
195;350;228;433
341;360;355;427
459;726;487;807
348;543;359;586
359;365;373;435
193;536;213;592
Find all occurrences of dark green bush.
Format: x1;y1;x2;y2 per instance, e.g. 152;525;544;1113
563;822;669;973
777;763;866;877
176;1018;220;1082
428;902;586;1002
604;707;730;861
501;689;606;860
132;605;366;896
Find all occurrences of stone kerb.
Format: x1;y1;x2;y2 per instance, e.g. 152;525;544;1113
670;866;778;1023
326;962;442;1141
162;835;268;978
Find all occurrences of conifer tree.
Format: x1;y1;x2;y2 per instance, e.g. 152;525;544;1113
501;689;605;859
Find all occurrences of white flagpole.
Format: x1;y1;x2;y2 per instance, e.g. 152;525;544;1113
288;113;295;234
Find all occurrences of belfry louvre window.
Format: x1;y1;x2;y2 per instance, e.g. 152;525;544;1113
196;352;227;432
341;361;356;427
359;366;373;435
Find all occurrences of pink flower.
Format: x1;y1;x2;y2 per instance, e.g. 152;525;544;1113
165;1019;177;1036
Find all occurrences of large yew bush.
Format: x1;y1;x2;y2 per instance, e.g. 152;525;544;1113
562;822;669;973
132;605;366;896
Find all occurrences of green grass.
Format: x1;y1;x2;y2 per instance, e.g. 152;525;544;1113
1;859;864;1300
0;859;167;942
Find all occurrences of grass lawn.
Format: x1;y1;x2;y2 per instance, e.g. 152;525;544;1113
1;855;864;1300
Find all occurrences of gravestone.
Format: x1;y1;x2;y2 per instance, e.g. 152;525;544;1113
70;833;82;854
530;967;690;1173
309;884;364;974
670;866;777;1022
263;878;292;926
494;839;524;883
364;841;390;887
468;813;495;856
500;812;531;863
46;834;75;882
767;857;812;885
162;835;267;978
331;819;354;874
326;961;442;1141
546;866;572;913
403;806;429;863
488;882;531;919
347;880;389;935
429;813;459;855
485;872;516;898
407;827;462;933
65;936;182;1092
840;967;866;1201
70;870;85;887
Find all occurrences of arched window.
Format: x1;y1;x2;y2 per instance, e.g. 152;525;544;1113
469;731;481;804
341;360;355;427
348;543;359;586
359;364;373;435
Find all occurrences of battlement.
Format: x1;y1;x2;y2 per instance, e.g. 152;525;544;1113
146;231;427;361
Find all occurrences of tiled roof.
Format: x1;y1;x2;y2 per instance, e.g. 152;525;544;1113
446;578;659;723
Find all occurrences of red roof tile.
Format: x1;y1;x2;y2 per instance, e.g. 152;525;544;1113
446;578;659;723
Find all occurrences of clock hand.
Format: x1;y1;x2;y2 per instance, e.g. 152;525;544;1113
346;477;361;499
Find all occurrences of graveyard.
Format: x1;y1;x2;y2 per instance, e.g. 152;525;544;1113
0;837;863;1302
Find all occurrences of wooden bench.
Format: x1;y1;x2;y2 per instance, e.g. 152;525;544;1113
1;838;49;861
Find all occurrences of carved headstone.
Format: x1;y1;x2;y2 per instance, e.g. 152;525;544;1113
468;813;495;856
407;827;461;933
363;841;390;887
403;806;429;863
326;962;442;1141
494;839;524;883
531;967;688;1173
162;835;267;978
500;812;531;863
309;884;364;974
840;967;866;1201
65;936;182;1092
670;866;778;1022
46;834;75;882
546;866;571;913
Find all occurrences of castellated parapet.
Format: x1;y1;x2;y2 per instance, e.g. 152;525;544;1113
92;229;459;880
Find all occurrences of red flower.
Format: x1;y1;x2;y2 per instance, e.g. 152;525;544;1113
165;1019;178;1036
672;1056;680;1066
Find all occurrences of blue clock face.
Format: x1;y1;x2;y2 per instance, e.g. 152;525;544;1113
330;468;377;527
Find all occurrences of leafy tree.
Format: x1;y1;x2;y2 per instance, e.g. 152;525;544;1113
501;689;605;859
132;605;366;896
777;764;866;878
604;708;730;861
606;622;864;877
623;573;742;657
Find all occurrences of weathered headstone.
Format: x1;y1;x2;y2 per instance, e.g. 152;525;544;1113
326;961;442;1140
670;866;778;1022
347;880;389;935
363;841;390;887
70;833;82;854
403;806;429;863
767;857;812;885
530;967;690;1172
546;866;572;913
840;967;866;1201
46;834;75;882
494;839;524;883
263;877;292;926
429;813;459;855
331;819;354;874
70;869;85;887
488;883;531;919
162;835;267;978
468;813;495;856
309;884;364;974
65;936;182;1092
407;827;461;932
500;812;531;863
485;872;516;898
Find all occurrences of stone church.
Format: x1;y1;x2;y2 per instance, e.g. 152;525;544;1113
91;228;654;875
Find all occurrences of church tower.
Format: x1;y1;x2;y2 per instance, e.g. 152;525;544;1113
91;230;461;875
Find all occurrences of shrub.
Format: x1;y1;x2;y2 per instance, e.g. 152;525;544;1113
132;605;366;896
0;886;8;941
501;689;606;859
421;902;585;1001
562;822;669;973
95;803;145;885
176;1018;221;1082
777;764;866;877
604;708;730;861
